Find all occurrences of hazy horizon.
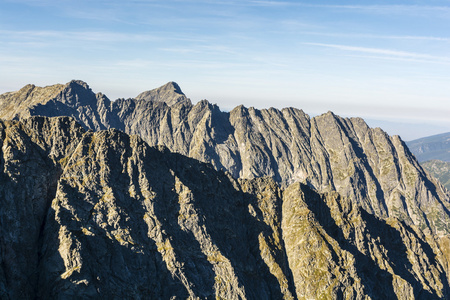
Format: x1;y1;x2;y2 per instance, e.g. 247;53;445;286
1;0;449;140
5;78;449;141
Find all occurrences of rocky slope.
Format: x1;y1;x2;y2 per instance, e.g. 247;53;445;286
421;160;450;191
1;81;449;241
0;116;449;299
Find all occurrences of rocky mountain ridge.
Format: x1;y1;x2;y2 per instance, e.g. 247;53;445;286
1;80;449;240
0;116;449;299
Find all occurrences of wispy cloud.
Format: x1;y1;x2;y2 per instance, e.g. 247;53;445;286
309;3;449;11
249;1;450;16
113;58;260;71
0;29;160;43
304;42;450;64
0;29;213;45
249;1;291;7
300;31;450;43
160;44;238;55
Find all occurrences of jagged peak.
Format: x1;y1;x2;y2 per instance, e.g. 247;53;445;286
231;104;248;113
162;81;184;95
7;83;65;96
66;79;89;88
135;81;191;106
18;84;36;92
64;80;93;94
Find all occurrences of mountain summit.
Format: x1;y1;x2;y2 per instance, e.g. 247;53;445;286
136;81;191;106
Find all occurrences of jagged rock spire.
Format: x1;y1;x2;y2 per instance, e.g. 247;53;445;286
135;81;191;106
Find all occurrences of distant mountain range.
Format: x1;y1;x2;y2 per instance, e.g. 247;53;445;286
407;132;450;163
0;80;449;299
406;133;450;191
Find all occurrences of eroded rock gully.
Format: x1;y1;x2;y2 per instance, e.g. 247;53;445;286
0;116;449;299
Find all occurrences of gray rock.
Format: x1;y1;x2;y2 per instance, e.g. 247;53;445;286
1;81;449;240
0;117;85;299
421;160;450;191
136;81;192;106
0;116;448;299
282;182;449;299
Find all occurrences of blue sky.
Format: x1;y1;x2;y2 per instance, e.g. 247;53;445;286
1;0;449;140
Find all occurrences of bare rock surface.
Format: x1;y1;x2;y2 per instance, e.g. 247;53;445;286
283;183;449;299
135;81;192;106
1;81;449;239
421;159;450;191
0;117;85;299
0;116;449;299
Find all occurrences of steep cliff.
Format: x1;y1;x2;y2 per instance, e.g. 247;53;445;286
1;81;449;240
282;183;449;299
0;117;85;298
421;160;450;191
0;116;448;299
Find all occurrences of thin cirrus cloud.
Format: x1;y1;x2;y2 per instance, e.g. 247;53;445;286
160;45;239;56
249;1;450;14
299;31;450;43
304;42;450;64
0;29;160;43
0;29;215;46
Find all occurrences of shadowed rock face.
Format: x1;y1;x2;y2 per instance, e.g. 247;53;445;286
1;81;449;240
0;117;86;299
0;116;449;299
283;183;449;299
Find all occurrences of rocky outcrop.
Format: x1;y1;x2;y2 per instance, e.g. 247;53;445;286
0;83;65;120
421;160;450;191
0;117;85;299
1;81;449;240
283;183;449;299
136;81;192;106
0;116;449;299
0;80;111;131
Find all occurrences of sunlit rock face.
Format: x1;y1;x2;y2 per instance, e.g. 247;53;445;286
2;81;449;238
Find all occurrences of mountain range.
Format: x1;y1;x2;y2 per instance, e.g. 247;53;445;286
1;81;449;299
407;132;450;163
406;133;450;191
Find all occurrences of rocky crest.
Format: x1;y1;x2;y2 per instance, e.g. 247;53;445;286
1;81;449;240
136;81;192;106
0;116;449;299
